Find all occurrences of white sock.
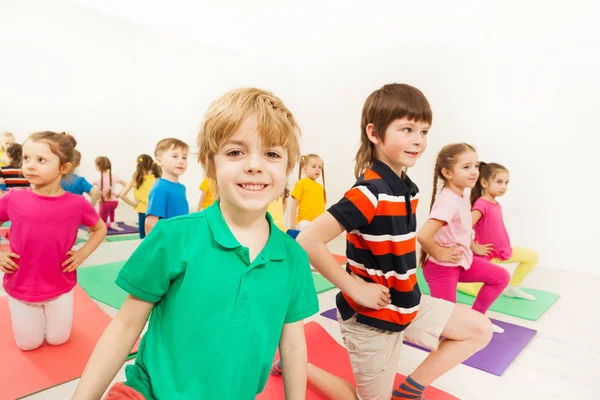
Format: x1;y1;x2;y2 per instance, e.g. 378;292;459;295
504;285;536;301
110;222;124;232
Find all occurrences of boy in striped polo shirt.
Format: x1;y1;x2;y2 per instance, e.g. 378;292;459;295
281;84;494;399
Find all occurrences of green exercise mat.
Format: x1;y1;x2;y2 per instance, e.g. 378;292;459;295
313;272;335;294
105;234;141;243
78;261;128;309
416;268;560;321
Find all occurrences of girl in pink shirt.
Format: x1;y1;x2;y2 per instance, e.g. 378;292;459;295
417;143;509;333
457;162;539;301
0;132;106;350
93;156;127;231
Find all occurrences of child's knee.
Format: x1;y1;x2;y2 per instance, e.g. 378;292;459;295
16;334;44;351
497;267;510;287
530;250;540;264
46;331;71;346
468;311;493;348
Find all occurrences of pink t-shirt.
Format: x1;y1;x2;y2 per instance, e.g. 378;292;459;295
94;172;122;202
0;189;100;302
428;188;473;269
473;198;512;261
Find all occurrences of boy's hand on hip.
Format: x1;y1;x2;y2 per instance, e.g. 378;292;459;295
349;274;391;310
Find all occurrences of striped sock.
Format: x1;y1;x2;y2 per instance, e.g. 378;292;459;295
270;359;282;376
392;375;426;399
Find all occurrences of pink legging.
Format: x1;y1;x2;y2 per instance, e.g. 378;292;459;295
99;200;118;228
423;257;510;314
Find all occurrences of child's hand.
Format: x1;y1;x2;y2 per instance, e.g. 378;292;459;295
472;241;494;257
62;250;87;272
349;274;391;310
436;245;462;264
0;252;19;274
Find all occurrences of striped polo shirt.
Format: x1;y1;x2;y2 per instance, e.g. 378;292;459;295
0;166;30;190
328;160;421;332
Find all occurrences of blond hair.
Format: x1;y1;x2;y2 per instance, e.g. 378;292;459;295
299;154;326;203
197;88;301;180
155;138;189;157
1;132;16;151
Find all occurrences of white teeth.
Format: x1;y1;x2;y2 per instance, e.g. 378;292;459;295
241;184;265;191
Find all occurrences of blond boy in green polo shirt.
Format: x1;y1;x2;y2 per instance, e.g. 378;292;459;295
74;88;319;400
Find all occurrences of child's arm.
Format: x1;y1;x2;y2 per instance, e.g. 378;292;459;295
289;197;299;230
88;186;100;207
73;295;153;400
417;219;462;264
279;320;308;400
118;181;139;209
63;219;107;272
196;190;207;212
471;210;483;226
297;212;391;309
145;215;159;234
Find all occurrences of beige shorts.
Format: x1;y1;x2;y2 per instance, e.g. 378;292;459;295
338;294;454;400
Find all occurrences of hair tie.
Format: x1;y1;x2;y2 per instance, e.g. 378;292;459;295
138;157;143;162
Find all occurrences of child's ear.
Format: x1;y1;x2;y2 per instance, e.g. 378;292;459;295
365;123;381;145
481;178;488;188
60;162;73;176
441;167;452;180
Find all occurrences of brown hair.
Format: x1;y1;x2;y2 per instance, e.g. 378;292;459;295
27;131;77;168
355;84;432;178
298;154;326;203
197;88;301;181
155;138;189;157
95;156;112;202
133;154;161;189
6;143;22;168
471;162;509;206
419;143;477;265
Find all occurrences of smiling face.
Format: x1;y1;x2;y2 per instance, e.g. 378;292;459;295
213;114;288;214
369;117;430;175
443;150;479;191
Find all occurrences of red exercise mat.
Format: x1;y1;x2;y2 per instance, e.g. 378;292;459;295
0;285;140;400
258;322;458;399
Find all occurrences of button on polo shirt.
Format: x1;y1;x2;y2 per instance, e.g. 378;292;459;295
116;202;319;399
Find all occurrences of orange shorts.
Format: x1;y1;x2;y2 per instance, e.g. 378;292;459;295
104;382;145;400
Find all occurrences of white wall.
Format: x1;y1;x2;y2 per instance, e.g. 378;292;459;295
286;38;599;275
0;0;292;220
2;0;598;274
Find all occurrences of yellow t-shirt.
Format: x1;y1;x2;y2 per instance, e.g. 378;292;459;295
133;175;157;214
199;178;216;210
0;150;7;167
267;197;285;232
291;177;325;223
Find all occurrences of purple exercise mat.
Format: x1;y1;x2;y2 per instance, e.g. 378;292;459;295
320;308;536;376
106;222;139;236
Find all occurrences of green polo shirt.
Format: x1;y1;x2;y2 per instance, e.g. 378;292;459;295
116;202;319;399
